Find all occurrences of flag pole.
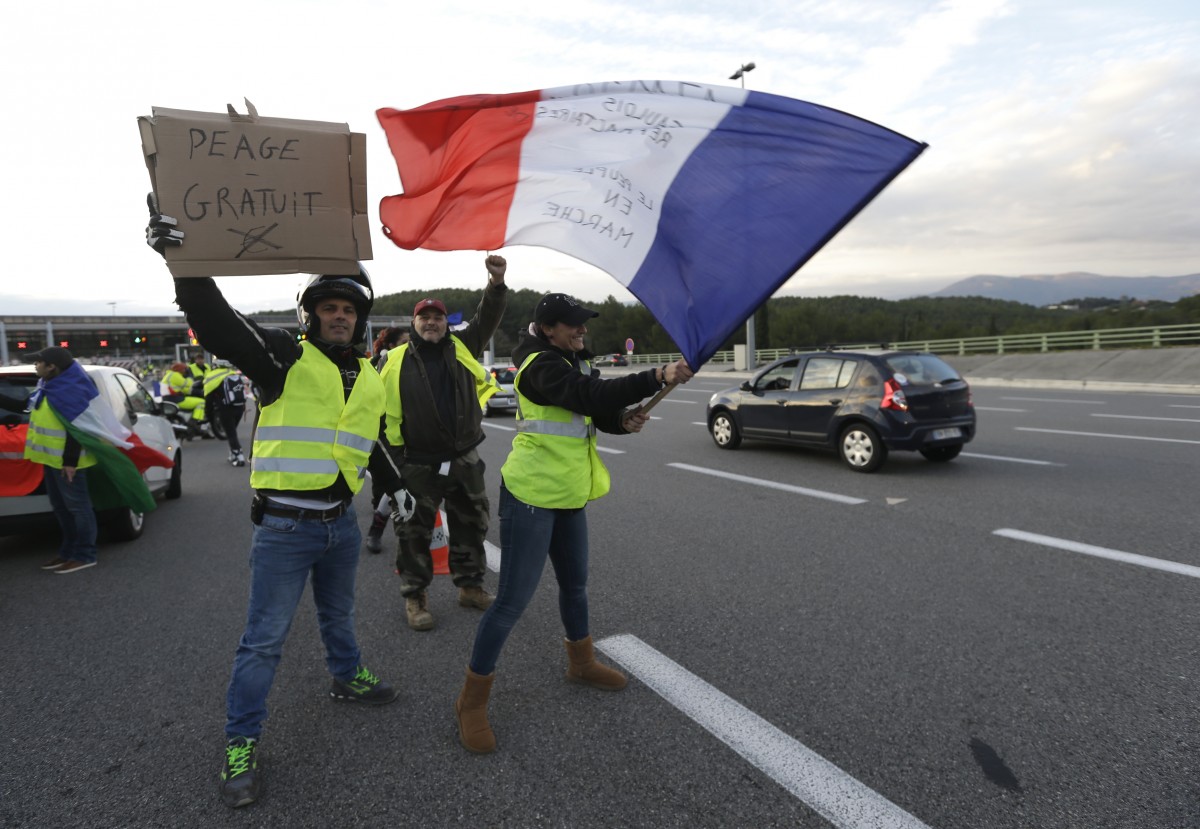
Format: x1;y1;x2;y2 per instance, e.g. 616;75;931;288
634;382;677;416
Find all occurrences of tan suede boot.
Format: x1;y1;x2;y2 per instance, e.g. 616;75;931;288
564;635;627;691
455;668;496;754
405;592;434;631
458;585;494;610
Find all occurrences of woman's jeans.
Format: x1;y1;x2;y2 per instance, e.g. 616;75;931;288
42;466;98;563
226;505;362;739
469;484;589;676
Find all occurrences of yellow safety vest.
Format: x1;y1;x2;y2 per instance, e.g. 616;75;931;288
249;341;384;495
202;366;235;397
162;370;189;396
24;398;97;470
501;352;610;509
379;335;500;446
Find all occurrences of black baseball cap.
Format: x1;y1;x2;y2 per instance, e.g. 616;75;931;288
534;293;599;326
27;346;74;370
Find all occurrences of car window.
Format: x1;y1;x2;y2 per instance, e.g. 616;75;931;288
493;368;516;385
884;354;960;386
114;372;154;415
799;358;854;390
0;376;35;423
755;359;799;392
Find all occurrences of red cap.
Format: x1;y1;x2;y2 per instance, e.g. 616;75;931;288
413;298;448;317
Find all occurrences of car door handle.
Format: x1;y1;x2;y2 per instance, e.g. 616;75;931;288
828;399;842;405
776;399;788;405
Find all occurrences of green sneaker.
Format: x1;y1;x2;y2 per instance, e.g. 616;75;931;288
330;665;398;705
219;736;260;808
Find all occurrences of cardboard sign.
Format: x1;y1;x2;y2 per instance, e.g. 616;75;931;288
138;100;372;277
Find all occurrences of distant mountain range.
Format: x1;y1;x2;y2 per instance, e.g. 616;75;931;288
923;272;1200;305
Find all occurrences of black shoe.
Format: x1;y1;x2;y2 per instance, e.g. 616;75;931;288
219;736;260;808
364;512;387;554
330;665;398;705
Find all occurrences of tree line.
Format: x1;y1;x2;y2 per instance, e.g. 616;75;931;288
368;288;1200;361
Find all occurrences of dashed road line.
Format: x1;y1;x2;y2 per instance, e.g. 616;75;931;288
598;634;932;829
484;540;500;572
974;407;1028;413
993;529;1200;579
1015;427;1200;445
1001;396;1105;404
961;452;1058;466
668;462;866;504
1091;413;1200;424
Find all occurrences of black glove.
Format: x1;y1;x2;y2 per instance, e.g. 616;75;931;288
0;413;21;428
146;192;184;257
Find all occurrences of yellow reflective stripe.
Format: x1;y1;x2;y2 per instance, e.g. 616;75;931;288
516;417;592;439
255;426;375;454
251;458;341;475
29;424;67;439
256;425;338;443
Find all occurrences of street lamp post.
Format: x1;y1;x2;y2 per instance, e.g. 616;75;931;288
729;62;757;370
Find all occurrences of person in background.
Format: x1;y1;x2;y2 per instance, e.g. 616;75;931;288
454;293;693;754
378;259;507;630
147;200;405;810
371;326;409;371
364;326;412;552
214;368;248;467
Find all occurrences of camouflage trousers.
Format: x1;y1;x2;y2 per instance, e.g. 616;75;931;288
393;447;489;595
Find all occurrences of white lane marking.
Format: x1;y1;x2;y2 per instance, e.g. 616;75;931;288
1168;404;1200;409
673;387;719;394
597;635;932;829
974;407;1028;413
1091;413;1200;424
660;398;699;405
961;452;1059;466
692;421;708;426
597;446;625;455
993;529;1200;579
484;540;500;572
482;422;517;432
1001;396;1106;404
1015;427;1200;445
668;462;866;504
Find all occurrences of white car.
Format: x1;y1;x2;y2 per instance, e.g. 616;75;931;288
0;364;182;539
483;365;518;417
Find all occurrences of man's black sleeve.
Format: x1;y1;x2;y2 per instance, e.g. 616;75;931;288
519;355;660;434
173;277;299;404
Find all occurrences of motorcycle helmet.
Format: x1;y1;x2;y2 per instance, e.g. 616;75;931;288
296;265;374;345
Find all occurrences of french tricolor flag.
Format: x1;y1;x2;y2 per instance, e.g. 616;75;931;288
377;81;926;367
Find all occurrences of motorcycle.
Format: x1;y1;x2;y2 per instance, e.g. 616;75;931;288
159;399;226;442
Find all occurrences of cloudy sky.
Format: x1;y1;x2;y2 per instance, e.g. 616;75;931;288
2;0;1196;316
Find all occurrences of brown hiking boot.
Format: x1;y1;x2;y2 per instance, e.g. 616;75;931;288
455;667;497;754
458;585;494;610
405;592;434;631
565;635;627;691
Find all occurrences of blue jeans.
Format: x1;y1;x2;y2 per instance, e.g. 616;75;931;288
42;466;97;564
469;483;590;676
226;505;363;739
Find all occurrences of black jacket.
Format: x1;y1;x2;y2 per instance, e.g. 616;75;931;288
388;283;508;464
173;277;402;501
510;333;662;435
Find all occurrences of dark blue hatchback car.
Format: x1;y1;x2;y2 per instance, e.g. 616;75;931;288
706;349;975;472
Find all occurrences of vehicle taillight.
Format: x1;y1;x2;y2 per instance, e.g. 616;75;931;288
882;378;908;411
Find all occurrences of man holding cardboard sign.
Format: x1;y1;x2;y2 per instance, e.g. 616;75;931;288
146;198;403;810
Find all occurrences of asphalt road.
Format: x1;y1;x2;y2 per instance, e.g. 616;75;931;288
2;380;1197;828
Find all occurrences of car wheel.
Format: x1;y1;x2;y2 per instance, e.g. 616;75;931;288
920;444;963;463
104;507;145;541
839;423;887;472
710;411;742;449
165;450;183;499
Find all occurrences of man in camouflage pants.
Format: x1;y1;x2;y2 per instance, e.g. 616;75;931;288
378;255;508;630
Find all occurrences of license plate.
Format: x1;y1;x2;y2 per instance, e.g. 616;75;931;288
931;427;961;441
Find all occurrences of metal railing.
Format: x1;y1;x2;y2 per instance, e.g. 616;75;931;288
624;322;1200;367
